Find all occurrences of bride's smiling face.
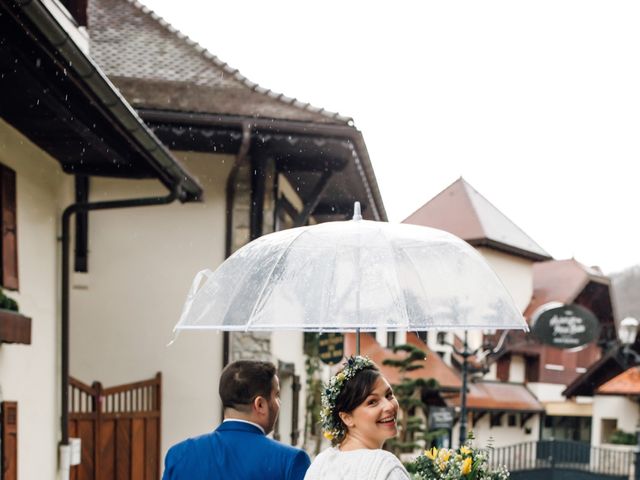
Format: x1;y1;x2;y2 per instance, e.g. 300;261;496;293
340;375;399;449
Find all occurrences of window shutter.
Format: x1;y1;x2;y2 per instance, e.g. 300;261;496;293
1;401;18;480
496;354;511;382
0;165;18;290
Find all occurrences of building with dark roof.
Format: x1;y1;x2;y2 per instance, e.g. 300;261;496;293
0;0;204;476
86;0;385;224
2;0;389;476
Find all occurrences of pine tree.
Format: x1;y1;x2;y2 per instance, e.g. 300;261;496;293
383;343;441;455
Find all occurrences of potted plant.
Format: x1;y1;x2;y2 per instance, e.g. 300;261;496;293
0;288;31;344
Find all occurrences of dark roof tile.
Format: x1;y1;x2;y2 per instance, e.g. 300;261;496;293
88;0;351;124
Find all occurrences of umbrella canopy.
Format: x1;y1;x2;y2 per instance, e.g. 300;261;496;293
175;203;527;333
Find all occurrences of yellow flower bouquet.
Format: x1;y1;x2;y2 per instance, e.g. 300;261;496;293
410;441;509;480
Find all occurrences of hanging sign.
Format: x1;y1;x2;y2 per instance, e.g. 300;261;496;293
318;333;344;365
530;302;600;349
428;407;455;430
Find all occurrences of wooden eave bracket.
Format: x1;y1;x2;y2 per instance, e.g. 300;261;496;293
521;412;535;428
472;411;487;425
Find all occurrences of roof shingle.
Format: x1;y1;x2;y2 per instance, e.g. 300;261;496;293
596;366;640;396
344;332;462;390
88;0;352;124
445;381;544;412
402;178;552;261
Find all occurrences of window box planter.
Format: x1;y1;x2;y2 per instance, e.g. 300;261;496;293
0;309;31;344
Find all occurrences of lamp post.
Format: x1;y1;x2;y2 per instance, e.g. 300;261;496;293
450;331;489;446
618;317;640;480
458;331;471;446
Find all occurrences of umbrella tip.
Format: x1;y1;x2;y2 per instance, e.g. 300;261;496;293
352;201;362;221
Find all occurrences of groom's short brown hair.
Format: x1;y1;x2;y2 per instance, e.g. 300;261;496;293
219;360;277;412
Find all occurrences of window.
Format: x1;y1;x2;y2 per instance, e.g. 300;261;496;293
497;355;511;382
0;164;18;290
415;331;428;344
525;355;540;382
601;419;617;444
542;415;591;442
490;413;503;427
387;331;397;348
508;414;518;427
437;332;447;345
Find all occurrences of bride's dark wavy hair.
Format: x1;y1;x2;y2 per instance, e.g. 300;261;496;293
331;363;381;445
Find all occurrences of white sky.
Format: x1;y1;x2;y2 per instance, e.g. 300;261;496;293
140;0;640;274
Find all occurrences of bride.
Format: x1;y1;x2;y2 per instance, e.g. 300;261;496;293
304;356;410;480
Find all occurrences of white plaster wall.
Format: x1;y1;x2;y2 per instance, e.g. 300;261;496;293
476;247;533;313
0;120;68;479
592;395;640;447
69;151;233;460
466;413;541;449
271;331;306;447
526;382;567;403
509;355;526;383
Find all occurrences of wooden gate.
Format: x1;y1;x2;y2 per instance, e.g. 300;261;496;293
68;373;161;480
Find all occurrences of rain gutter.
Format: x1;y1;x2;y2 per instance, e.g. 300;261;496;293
60;190;177;459
12;0;203;202
140;110;385;218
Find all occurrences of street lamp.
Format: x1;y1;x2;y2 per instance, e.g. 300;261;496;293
450;331;487;446
619;317;639;349
449;329;510;447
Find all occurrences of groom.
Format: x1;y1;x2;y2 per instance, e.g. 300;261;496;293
162;360;311;480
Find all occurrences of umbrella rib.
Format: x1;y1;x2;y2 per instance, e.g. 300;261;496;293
244;227;310;330
321;242;339;332
378;226;411;329
401;246;437;329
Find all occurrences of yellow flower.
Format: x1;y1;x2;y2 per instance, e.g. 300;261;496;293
323;431;334;441
461;456;472;475
336;372;346;382
438;449;451;462
460;446;472;456
425;446;438;460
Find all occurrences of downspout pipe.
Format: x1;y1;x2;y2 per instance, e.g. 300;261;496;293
60;189;177;449
223;122;252;370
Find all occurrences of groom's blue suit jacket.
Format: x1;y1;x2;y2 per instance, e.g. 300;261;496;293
162;420;311;480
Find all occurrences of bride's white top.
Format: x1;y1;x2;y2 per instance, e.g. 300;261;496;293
304;447;410;480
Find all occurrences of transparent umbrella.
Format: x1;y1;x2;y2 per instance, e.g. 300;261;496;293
174;203;527;341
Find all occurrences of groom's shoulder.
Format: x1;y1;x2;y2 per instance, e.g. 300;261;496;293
166;432;214;461
262;434;309;457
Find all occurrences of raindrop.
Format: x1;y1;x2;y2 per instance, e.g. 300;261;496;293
35;58;41;68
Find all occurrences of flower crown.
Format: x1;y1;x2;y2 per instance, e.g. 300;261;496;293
320;355;375;442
